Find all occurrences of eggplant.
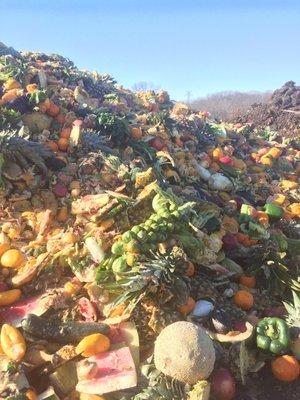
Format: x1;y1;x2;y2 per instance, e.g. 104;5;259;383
22;314;110;343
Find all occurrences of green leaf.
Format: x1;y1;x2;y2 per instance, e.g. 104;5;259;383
29;90;47;105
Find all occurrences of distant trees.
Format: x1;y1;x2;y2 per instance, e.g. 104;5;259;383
190;91;272;120
132;81;160;92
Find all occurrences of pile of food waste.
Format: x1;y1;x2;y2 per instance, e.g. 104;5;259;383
0;42;299;400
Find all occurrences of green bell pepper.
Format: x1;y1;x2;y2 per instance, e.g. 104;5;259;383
256;317;290;354
264;204;283;220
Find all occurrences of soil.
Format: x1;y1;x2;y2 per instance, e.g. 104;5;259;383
237;365;300;400
236;81;300;139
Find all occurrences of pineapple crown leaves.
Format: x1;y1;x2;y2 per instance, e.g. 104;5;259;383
132;363;186;400
0;55;27;83
102;251;191;309
0;107;22;130
283;290;300;327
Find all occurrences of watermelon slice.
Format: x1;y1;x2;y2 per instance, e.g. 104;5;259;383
0;295;47;327
76;346;137;395
109;322;140;368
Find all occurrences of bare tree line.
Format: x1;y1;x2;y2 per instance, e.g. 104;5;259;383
190;91;272;120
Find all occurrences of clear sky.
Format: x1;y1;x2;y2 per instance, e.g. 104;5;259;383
1;0;300;100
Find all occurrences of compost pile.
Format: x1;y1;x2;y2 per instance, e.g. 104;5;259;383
0;42;300;400
236;81;300;140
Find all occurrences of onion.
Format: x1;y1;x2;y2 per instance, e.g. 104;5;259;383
232;320;247;333
53;182;68;197
149;137;165;151
222;234;239;250
211;368;236;400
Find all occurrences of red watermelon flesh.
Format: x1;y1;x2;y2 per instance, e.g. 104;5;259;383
0;295;46;327
76;346;137;395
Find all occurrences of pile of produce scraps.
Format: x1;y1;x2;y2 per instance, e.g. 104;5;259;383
0;42;300;400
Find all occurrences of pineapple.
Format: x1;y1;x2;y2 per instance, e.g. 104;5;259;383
78;128;114;154
0;128;65;181
130;362;186;400
284;291;300;328
132;300;181;356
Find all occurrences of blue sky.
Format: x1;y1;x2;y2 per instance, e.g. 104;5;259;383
1;0;300;100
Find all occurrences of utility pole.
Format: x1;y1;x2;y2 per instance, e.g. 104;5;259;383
186;90;191;107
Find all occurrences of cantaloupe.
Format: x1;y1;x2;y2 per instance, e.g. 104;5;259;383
154;321;215;385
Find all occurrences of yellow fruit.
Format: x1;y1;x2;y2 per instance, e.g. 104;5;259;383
289;203;300;217
1;249;25;268
70;180;81;190
280;180;298;190
212;147;223;160
80;394;106;400
64;280;82;296
267;147;282;159
260;155;273;166
4;78;21;91
0;243;10;257
272;194;286;206
57;206;69;222
0;289;22;306
0;324;26;361
76;333;110;357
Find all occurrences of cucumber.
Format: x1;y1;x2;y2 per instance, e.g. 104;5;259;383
22;314;110;343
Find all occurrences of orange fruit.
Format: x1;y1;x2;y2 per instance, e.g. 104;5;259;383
109;303;126;317
1;249;25;269
76;333;110;357
271;355;300;382
0;243;10;257
57;206;69;223
212;147;224;160
57;138;69;152
239;275;256;288
46;140;59;152
233;290;254;310
26;84;38;93
130;127;142;140
55;113;66;125
60;127;72;139
26;389;38;400
177;296;196;315
39;98;51;113
47;102;60;117
185;261;195;277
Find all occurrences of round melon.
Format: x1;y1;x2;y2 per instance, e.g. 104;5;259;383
154;321;215;384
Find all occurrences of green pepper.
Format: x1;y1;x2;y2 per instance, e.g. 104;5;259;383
256;317;290;354
264;204;283;220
